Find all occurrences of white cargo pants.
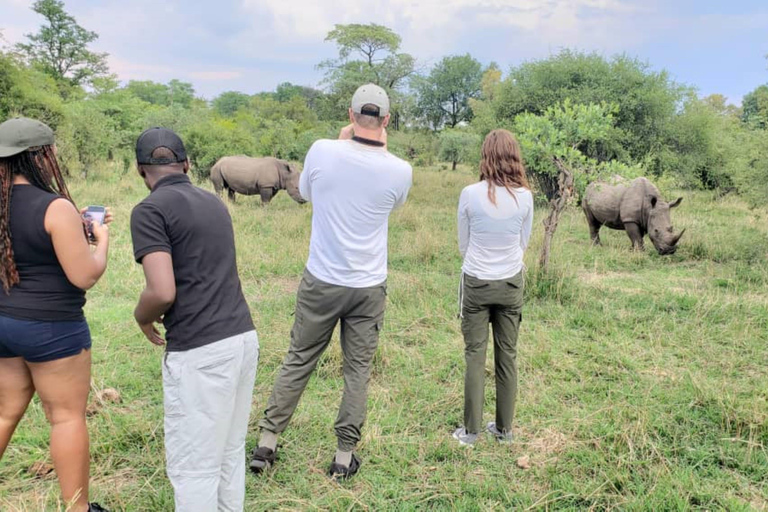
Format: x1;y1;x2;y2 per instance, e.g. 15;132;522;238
162;331;259;512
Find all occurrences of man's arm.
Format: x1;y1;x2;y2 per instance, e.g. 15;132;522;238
134;252;176;346
130;203;174;346
299;142;319;202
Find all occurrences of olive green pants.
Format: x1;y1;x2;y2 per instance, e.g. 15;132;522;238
460;271;524;434
259;270;386;452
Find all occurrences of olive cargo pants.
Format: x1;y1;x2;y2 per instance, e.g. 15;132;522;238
460;271;524;434
259;270;386;452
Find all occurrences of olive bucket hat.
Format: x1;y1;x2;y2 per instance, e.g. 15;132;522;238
0;117;55;158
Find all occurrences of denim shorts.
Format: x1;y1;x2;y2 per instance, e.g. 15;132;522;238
0;314;92;363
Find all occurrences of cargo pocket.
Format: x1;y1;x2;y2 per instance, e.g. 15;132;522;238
197;355;236;381
162;353;184;418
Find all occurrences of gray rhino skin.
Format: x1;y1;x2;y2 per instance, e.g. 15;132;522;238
582;177;685;255
210;156;305;205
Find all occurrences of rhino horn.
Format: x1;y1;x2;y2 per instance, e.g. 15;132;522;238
671;228;686;246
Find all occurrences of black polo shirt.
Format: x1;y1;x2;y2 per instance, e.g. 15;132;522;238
130;173;254;352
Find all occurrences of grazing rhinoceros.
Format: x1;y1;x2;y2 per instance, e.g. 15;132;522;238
210;156;306;205
582;177;685;255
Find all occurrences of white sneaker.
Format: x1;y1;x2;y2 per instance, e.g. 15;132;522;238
486;422;514;444
452;427;478;446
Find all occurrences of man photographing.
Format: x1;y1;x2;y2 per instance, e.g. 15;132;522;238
130;128;258;511
251;84;412;479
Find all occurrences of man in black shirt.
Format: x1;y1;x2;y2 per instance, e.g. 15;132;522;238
130;128;258;512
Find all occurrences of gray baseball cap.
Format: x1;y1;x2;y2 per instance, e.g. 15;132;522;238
0;117;55;158
351;83;390;117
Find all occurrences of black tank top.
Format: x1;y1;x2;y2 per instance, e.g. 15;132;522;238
0;185;86;321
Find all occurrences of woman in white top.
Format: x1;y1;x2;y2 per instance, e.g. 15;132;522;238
453;129;534;446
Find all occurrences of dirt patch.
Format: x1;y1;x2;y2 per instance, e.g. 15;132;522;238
513;427;573;468
87;387;122;417
28;461;54;479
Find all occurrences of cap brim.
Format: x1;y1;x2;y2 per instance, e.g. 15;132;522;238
0;145;27;158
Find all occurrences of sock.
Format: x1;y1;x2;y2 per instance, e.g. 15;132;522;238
335;449;352;467
259;429;278;451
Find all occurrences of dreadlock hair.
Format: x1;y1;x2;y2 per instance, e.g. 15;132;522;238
479;129;530;206
0;145;74;293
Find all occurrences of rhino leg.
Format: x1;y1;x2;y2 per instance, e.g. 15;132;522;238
260;187;275;205
583;206;602;246
227;187;236;203
625;222;645;251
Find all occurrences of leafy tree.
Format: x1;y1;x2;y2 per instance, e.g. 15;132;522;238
414;54;483;129
16;0;109;90
438;129;481;170
660;95;736;190
124;79;195;108
730;129;768;207
56;100;113;177
468;63;506;138
514;101;639;270
741;84;768;129
319;24;415;124
0;50;64;128
493;50;685;173
184;119;256;181
167;79;195;108
212;91;251;117
125;80;171;105
388;130;439;166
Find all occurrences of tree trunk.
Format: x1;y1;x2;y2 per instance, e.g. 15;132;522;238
539;158;574;272
452;160;457;171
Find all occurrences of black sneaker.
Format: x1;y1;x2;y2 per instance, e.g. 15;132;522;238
328;453;360;480
89;504;109;512
249;446;277;474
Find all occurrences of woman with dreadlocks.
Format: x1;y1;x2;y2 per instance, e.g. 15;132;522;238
452;129;534;447
0;118;111;512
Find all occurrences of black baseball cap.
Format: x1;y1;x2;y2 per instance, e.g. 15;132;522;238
136;127;187;165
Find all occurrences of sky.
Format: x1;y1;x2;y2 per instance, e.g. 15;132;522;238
1;0;766;104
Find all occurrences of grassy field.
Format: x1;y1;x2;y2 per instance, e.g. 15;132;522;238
1;164;767;511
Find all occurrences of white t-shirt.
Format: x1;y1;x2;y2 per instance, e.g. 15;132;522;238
299;139;413;288
458;182;534;280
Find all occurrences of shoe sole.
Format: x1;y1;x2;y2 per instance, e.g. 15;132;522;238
249;460;272;473
452;433;476;446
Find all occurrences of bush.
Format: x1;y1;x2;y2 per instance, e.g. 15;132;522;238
388;130;439;166
183;119;256;181
438;129;480;170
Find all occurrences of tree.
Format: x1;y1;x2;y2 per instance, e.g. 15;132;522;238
212;91;251;117
741;84;768;129
414;54;483;129
0;50;64;128
493;50;685;173
468;63;506;138
16;0;109;90
438;129;481;170
319;24;416;125
514;101;639;270
124;79;195;108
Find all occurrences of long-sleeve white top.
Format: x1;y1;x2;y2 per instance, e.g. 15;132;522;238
458;182;534;280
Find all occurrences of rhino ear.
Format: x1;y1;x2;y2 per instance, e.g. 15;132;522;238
669;197;683;208
650;196;658;208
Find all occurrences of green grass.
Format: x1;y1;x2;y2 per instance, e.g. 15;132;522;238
1;164;767;511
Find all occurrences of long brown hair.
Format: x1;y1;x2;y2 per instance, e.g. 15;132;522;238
0;146;73;293
479;129;530;205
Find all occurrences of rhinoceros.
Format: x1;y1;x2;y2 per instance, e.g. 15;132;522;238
210;156;306;205
582;177;685;255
